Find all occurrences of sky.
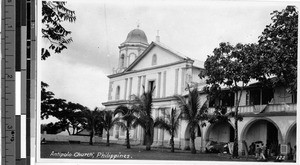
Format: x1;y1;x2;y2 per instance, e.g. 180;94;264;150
39;0;294;110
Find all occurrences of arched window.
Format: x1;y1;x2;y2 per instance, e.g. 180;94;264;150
115;86;120;100
152;54;157;66
120;54;125;67
129;53;136;64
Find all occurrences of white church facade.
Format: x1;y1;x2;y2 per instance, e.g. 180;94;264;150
102;28;296;154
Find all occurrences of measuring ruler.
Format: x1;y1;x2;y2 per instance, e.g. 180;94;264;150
2;0;34;164
2;0;16;165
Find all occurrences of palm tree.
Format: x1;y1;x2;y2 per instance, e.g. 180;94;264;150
132;87;155;151
114;105;138;149
154;108;181;152
82;107;102;145
175;87;208;154
100;110;117;146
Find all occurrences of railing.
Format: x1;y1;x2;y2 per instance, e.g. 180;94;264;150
208;103;296;114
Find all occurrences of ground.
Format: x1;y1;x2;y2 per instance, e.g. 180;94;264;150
41;142;294;163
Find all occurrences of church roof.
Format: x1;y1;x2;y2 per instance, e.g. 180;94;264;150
124;41;204;72
122;28;149;45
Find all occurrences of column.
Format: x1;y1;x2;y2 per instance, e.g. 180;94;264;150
163;71;166;97
158;109;165;146
174;69;179;94
124;78;128;100
157;72;161;98
127;55;130;67
137;76;141;96
128;77;133;99
142;75;146;92
108;81;113;100
153;109;158;144
181;68;186;94
133;127;137;140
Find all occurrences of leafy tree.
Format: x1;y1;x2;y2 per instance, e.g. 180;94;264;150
100;110;118;146
175;87;208;154
154;108;181;152
131;88;155;151
41;82;88;135
41;122;67;134
41;81;55;119
41;1;76;60
203;86;238;124
114;105;138;149
82;107;103;145
199;42;257;157
65;102;86;135
48;98;71;134
258;6;298;93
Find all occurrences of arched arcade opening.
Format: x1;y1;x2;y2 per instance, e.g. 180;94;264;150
286;123;296;149
205;121;234;143
241;118;283;155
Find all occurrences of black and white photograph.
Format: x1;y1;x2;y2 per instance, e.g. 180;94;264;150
38;0;298;163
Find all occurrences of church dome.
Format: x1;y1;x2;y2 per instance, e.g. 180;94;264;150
123;28;149;45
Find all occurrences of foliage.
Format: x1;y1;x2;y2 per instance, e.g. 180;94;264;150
199;42;256;157
203;86;243;124
154;108;181;152
82;107;103;145
100;110;118;146
41;82;87;135
200;6;298;157
41;81;55;119
131;87;155;151
258;6;298;92
41;122;67;134
41;1;76;60
175;87;208;154
114;105;138;148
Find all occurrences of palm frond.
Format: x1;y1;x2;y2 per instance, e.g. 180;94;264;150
154;118;171;133
114;121;127;130
132;118;146;129
114;105;129;116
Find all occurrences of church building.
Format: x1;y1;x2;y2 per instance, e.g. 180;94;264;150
102;28;297;155
102;27;205;150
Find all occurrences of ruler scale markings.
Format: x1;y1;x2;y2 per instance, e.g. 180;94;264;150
2;0;16;165
28;0;35;164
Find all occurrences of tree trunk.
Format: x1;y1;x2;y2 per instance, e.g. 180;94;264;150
126;128;130;149
232;89;243;158
145;131;151;151
72;126;75;135
200;121;204;153
233;113;239;158
191;132;196;154
66;127;71;135
89;130;94;145
170;135;175;152
106;131;110;146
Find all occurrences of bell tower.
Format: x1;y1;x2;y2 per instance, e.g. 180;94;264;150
116;27;149;73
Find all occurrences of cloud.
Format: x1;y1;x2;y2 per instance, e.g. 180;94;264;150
40;56;109;109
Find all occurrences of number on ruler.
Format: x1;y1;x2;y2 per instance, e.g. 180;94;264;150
5;74;13;79
10;131;15;142
7;125;13;130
